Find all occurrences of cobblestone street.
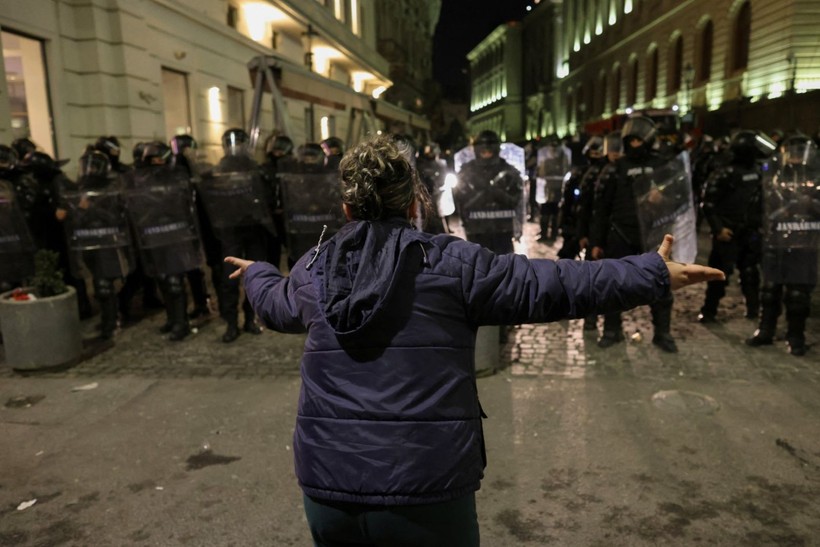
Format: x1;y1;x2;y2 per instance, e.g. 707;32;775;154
1;222;817;381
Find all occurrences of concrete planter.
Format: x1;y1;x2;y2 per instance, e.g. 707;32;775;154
0;286;82;371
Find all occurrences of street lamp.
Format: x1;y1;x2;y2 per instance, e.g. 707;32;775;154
301;24;318;71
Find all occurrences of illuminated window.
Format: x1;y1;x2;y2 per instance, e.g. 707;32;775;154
669;36;683;93
161;68;192;137
2;30;56;156
731;2;751;72
646;48;658;101
227;86;244;128
334;0;346;22
699;20;713;83
628;58;639;105
350;0;360;35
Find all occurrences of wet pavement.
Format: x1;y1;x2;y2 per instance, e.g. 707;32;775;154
1;222;819;546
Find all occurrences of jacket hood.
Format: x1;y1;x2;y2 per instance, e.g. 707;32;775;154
315;219;427;339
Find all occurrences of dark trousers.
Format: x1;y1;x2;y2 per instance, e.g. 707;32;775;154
601;229;674;337
303;493;479;547
216;226;269;324
702;232;760;317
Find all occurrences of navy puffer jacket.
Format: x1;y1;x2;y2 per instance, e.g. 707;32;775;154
244;218;669;505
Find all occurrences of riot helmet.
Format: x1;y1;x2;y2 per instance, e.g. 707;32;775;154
780;135;817;168
221;128;250;157
132;142;147;168
729;131;761;165
621;115;656;156
582;136;604;159
141;141;173;166
297;143;326;166
473;130;501;161
21;151;67;178
603;133;623;159
0;144;19;171
266;135;294;157
170;134;197;156
11;137;36;159
320;136;345;158
730;130;777;165
79;150;112;178
95;136;122;158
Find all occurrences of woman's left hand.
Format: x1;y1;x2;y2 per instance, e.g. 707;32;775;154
224;256;255;280
657;234;725;290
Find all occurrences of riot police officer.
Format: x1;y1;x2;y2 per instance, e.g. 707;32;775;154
280;143;344;268
415;142;449;234
125;142;204;341
747;135;819;356
198;128;271;342
58;150;135;340
0;144;37;291
557;136;599;259
698;130;776;323
590;115;678;352
536;136;571;242
454;130;523;254
169;134;213;319
320;136;345;171
261;135;297;269
19;151;93;318
575;133;623;332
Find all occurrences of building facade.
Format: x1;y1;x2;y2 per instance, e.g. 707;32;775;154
550;0;819;137
468;0;817;141
466;22;524;142
0;0;432;164
372;0;440;119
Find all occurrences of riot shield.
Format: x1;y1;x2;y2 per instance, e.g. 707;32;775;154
0;179;36;283
124;167;203;276
763;166;820;252
632;152;697;262
63;176;135;279
197;169;273;231
278;170;345;259
536;145;571;205
455;162;524;240
500;143;527;180
453;145;475;174
455;143;526;179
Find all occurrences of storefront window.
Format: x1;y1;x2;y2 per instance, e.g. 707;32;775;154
2;30;55;157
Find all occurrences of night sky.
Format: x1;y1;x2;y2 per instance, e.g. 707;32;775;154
433;0;531;101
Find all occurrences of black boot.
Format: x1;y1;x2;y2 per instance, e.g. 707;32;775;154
739;265;760;320
784;286;810;357
698;280;723;323
597;312;624;348
222;319;240;343
95;278;118;340
164;276;190;342
747;284;781;348
187;268;211;319
651;295;678;353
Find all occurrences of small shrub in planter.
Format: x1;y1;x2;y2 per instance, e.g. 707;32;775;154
1;250;82;371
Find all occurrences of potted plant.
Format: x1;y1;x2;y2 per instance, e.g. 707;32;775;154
0;249;82;371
